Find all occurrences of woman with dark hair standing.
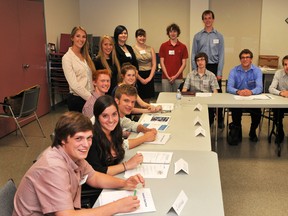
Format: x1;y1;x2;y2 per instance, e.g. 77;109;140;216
93;35;121;95
114;25;139;69
62;26;96;112
133;28;156;102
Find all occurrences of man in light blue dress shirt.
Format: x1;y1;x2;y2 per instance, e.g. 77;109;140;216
192;10;225;128
227;49;263;145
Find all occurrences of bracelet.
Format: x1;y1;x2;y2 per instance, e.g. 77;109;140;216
122;162;127;171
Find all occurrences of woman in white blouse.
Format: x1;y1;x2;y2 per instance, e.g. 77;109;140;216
62;26;96;112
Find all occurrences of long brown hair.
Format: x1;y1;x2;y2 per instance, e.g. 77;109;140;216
70;26;96;73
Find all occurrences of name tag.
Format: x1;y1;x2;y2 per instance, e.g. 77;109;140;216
140;50;146;55
125;52;132;58
213;39;219;44
79;174;88;185
203;80;209;86
169;50;175;55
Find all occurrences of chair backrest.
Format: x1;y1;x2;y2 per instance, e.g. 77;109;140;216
19;85;40;118
0;179;17;216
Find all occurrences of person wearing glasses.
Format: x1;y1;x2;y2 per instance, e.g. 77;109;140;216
227;49;263;145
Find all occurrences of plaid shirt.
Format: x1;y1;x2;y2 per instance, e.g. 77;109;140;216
183;69;219;92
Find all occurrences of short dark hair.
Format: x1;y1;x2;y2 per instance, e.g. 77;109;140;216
202;10;215;20
52;112;93;147
282;55;288;66
239;49;253;59
135;28;146;37
166;23;181;36
114;84;138;100
114;25;128;44
195;52;208;65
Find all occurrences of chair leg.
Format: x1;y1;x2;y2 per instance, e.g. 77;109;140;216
13;117;29;147
34;112;46;138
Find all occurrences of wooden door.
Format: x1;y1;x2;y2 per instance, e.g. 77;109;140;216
0;0;50;137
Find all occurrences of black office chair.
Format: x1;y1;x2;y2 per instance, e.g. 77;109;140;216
0;85;46;147
0;179;17;216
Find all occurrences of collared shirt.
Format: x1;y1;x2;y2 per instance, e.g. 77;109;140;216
13;146;95;216
120;116;139;133
183;69;219;92
191;29;224;76
159;39;188;79
82;91;101;118
269;69;288;95
227;64;263;95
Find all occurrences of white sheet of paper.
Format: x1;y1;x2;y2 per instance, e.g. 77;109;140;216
195;127;206;137
124;164;170;178
195;92;212;97
174;158;189;174
194;103;203;111
150;103;174;111
137;132;171;145
167;190;188;216
99;188;156;215
234;94;271;100
138;151;173;164
193;116;203;126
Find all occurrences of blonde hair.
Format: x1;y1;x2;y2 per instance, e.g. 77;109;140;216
70;26;96;73
96;35;121;81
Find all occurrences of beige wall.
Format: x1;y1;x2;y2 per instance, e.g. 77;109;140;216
44;0;288;77
210;0;262;79
44;0;80;49
79;0;138;45
260;0;288;68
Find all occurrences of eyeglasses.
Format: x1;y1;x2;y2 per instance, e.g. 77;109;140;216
240;56;252;60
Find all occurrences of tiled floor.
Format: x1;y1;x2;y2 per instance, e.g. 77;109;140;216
1;104;288;216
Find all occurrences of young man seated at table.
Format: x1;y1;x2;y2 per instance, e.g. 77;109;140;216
268;55;288;143
182;52;219;126
114;84;157;149
227;49;263;145
13;112;145;216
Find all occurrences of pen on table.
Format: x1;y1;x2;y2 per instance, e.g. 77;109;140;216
133;189;137;196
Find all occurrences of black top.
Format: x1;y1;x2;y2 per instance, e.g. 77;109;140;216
115;43;139;70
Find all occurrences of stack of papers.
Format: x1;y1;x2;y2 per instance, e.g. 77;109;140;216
99;188;156;215
150;103;174;112
124;151;173;179
140;114;171;131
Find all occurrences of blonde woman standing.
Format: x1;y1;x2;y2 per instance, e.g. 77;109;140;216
93;35;121;95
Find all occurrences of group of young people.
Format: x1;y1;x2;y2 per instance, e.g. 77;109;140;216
12;8;288;215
